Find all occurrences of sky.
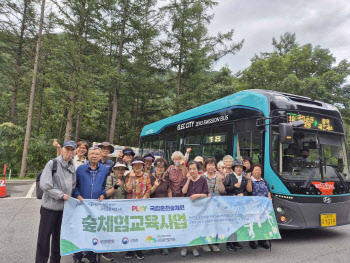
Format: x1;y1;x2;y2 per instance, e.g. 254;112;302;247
208;0;350;74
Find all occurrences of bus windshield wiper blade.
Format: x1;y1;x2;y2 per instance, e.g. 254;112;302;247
323;156;349;191
303;156;321;189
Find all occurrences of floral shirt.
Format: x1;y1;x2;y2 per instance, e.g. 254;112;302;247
125;172;151;199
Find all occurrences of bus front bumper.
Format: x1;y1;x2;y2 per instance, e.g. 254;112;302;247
272;195;350;229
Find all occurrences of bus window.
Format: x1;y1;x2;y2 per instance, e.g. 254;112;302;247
149;140;161;158
165;134;182;164
158;139;164;158
142;141;151;155
184;130;202;161
237;131;262;164
202;126;230;161
271;129;280;172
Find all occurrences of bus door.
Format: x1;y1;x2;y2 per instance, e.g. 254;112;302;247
184;130;202;161
234;118;264;165
164;134;182;164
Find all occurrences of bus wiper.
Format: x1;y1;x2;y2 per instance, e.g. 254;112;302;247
303;156;321;189
323;156;349;191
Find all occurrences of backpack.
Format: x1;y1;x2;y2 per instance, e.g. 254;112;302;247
36;159;58;199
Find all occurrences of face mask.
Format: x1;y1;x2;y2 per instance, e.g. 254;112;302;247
175;162;180;167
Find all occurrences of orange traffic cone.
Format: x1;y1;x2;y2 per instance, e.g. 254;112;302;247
0;177;10;198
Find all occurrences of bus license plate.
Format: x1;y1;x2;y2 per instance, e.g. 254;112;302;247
321;214;336;227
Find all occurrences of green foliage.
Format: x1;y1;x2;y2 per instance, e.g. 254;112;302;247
1;1;349;175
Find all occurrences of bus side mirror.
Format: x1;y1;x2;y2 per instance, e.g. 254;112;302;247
279;123;293;144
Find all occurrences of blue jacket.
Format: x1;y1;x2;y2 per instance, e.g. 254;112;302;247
99;159;114;173
73;163;108;199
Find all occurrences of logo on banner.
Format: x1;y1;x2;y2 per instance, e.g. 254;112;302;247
92;238;99;246
145;236;157;243
311;182;335;195
122;237;129;245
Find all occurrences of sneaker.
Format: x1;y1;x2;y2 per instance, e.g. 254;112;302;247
125;251;133;259
209;244;220;252
226;242;236;251
134;250;145;260
258;240;270;249
249;241;258;249
192;248;200;257
181;248;187;257
201;245;211;253
233;242;242;249
161;248;169;255
101;253;114;262
73;254;82;263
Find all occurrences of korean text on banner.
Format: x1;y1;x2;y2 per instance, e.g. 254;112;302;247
60;196;281;255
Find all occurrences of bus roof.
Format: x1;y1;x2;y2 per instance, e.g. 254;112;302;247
141;89;340;137
141;90;270;137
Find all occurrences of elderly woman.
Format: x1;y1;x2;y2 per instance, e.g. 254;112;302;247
217;161;225;173
180;161;209;257
224;159;248;251
124;156;151;260
116;147;136;172
143;153;156;174
102;159;128;261
194;156;204;174
148;157;172;255
150;158;172;199
106;158;128;199
242;156;253;177
166;151;187;197
202;157;226;253
223;155;234;177
246;164;271;250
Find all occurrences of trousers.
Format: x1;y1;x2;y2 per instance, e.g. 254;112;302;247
35;206;63;263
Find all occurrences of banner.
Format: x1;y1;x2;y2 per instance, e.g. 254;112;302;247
60;196;281;255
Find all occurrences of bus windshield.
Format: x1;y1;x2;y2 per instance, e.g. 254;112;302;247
271;129;349;182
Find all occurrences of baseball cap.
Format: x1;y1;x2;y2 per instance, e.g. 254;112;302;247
62;140;77;149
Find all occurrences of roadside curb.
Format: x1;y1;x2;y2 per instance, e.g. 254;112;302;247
6;180;36;183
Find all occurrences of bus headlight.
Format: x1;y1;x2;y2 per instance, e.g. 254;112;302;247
276;207;284;213
280;216;287;222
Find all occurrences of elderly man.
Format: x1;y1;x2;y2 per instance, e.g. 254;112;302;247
73;146;109;263
35;140;77;263
98;141;115;173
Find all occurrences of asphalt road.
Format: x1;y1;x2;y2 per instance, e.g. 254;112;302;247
1;182;350;263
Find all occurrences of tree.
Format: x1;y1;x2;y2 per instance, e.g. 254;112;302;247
109;0;129;144
20;0;46;178
163;0;243;113
1;0;37;123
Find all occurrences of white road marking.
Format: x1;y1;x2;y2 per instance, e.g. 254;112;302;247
0;197;36;200
26;182;36;198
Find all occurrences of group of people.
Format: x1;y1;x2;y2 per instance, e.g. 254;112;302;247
36;140;272;263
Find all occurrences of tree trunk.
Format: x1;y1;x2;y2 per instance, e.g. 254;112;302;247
109;0;129;144
11;0;29;123
75;113;82;142
58;108;67;139
36;79;45;136
20;0;46;178
64;83;76;142
106;92;112;141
